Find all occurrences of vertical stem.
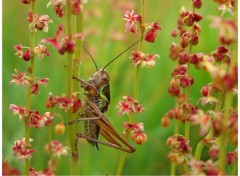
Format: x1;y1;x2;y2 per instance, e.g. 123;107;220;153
170;120;179;176
219;0;237;171
24;1;35;175
65;1;79;175
116;1;145;175
219;92;233;170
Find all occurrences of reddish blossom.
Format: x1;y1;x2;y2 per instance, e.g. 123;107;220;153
145;22;161;43
9;104;26;121
2;159;20;175
12;138;35;161
58;94;72;111
45;93;60;108
14;44;23;57
28;11;52;32
28;111;47;128
34;44;51;59
216;1;234;16
21;0;31;4
142;54;159;68
167;134;192;154
22;50;31;61
10;69;29;86
210;16;237;45
37;78;49;86
72;97;81;113
190;110;211;136
47;0;65;18
123;122;144;131
70;0;82;15
130;51;159;68
116;96;144;116
122;10;141;33
226;151;237;165
208;146;219;159
30;83;39;95
45;140;68;158
193;0;202;9
132;131;147;145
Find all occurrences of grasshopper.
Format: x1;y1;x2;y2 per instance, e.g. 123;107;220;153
69;41;139;156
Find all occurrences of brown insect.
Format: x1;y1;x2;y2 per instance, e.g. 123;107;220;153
69;41;139;156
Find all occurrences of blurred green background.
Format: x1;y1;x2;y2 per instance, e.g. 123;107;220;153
3;0;232;175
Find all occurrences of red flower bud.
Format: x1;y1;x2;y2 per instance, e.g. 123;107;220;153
161;116;170;127
201;85;210;97
209;147;219;159
145;29;157;43
193;0;202;9
30;83;39;95
23;50;31;61
21;0;31;4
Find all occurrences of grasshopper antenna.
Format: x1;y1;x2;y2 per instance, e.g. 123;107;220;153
103;39;140;70
83;45;99;71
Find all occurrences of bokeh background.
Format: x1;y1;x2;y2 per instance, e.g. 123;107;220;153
2;0;234;175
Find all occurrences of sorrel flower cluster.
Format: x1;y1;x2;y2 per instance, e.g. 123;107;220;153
167;135;192;164
9;1;72;175
10;69;49;95
162;0;238;175
45;92;81;113
12;138;35;161
14;44;50;61
42;24;83;55
116;96;147;145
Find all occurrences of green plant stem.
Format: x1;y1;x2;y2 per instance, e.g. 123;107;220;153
194;91;223;160
170;120;179;176
65;1;79;175
219;92;232;171
116;1;145;175
24;1;36;175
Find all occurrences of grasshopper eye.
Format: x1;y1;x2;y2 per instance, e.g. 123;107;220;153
101;76;108;81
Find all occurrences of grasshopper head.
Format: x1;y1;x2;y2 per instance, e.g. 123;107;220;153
90;69;110;88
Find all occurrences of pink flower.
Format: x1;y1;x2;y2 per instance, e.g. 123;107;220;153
14;44;23;57
70;0;82;15
131;51;145;65
142;54;159;68
28;111;47;128
58;94;72;111
9;104;26;121
34;44;51;59
116;96;144;116
9;69;29;86
45;140;68;158
28;11;52;32
226;151;238;165
189;110;211;136
45;93;60;108
122;10;141;33
167;134;192;154
123;122;144;131
2;159;21;175
131;131;147;145
47;0;65;18
37;78;49;86
130;51;159;68
217;1;234;16
44;112;54;126
12;138;35;161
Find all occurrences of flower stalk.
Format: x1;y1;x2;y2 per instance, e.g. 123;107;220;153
65;0;79;175
116;1;145;175
24;1;36;175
